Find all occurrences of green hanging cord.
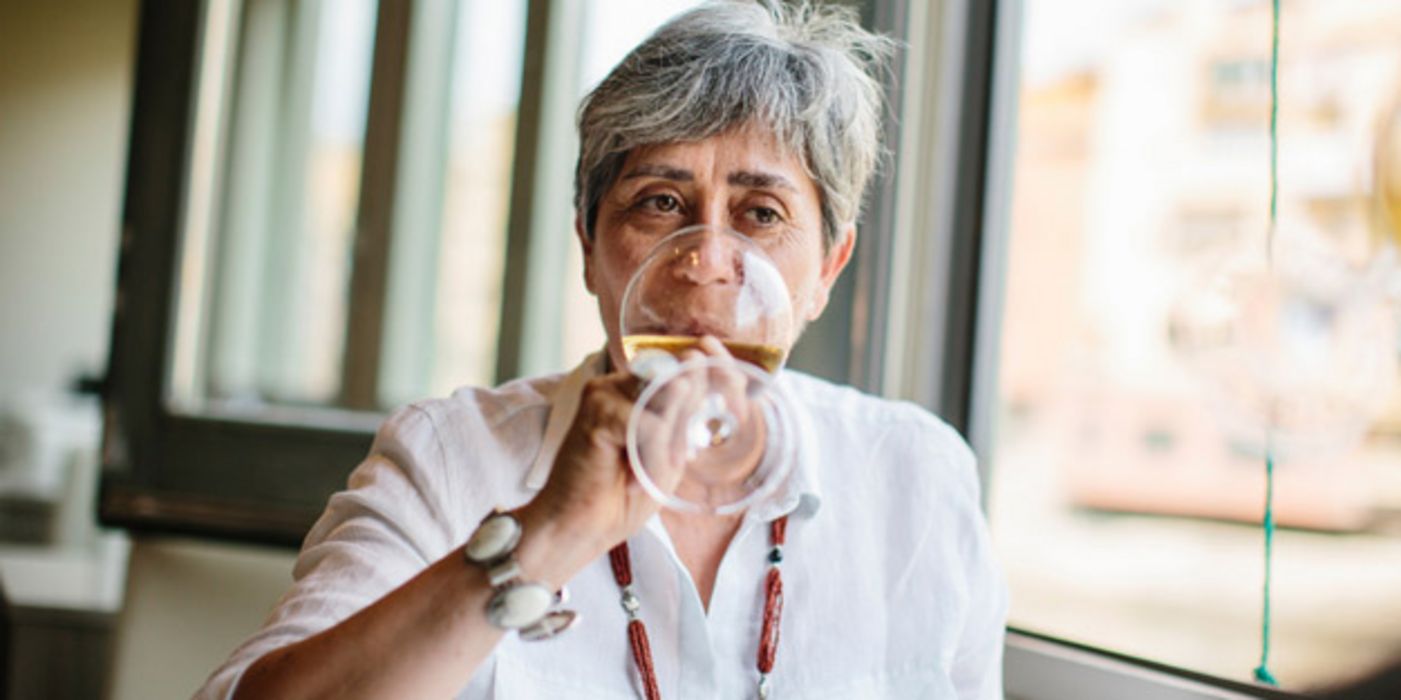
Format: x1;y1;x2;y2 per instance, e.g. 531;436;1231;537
1253;0;1282;687
1254;447;1279;685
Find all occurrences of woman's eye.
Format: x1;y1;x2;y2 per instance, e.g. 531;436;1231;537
749;206;781;225
642;194;681;213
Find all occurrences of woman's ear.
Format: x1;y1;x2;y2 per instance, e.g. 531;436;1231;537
575;213;596;295
805;224;857;320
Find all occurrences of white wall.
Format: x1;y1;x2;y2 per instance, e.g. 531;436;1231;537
0;0;135;401
0;4;302;699
107;538;295;700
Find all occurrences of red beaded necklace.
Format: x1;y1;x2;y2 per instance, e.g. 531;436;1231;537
608;515;790;700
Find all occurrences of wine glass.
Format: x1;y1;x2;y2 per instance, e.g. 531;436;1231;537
618;225;798;515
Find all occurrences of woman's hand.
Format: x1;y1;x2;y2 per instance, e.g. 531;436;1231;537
515;340;739;585
524;371;658;559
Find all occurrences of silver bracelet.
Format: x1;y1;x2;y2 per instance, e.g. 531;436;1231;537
464;511;578;640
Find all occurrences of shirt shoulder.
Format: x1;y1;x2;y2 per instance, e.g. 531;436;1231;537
366;370;573;534
781;370;980;504
403;371;566;457
781;371;971;456
440;370;566;427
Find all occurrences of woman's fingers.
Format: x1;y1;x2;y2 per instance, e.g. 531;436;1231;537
575;376;636;450
540;372;652;532
695;335;753;425
545;335;765;527
696;335;729;358
632;375;694;496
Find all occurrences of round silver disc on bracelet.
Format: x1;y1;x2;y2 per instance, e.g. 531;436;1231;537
465;513;522;564
486;581;554;629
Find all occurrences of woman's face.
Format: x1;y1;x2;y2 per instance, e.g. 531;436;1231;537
578;127;856;370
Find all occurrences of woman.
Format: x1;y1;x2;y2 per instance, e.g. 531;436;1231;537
200;2;1006;697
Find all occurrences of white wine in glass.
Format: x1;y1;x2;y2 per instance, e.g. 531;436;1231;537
621;334;785;374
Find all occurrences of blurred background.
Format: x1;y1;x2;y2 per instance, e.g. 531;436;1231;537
990;0;1401;689
1;0;136;697
3;0;1401;698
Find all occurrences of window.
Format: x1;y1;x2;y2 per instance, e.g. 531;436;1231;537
175;0;381;411
168;0;736;420
103;0;894;544
989;0;1401;693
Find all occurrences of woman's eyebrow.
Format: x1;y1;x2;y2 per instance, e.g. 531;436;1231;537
621;164;693;181
728;170;797;192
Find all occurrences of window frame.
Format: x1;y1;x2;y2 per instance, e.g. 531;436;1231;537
102;0;402;547
887;1;1311;698
100;0;901;546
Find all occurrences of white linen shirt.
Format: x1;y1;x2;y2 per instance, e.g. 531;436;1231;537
197;353;1007;699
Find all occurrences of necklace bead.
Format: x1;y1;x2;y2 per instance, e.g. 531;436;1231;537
620;587;641;619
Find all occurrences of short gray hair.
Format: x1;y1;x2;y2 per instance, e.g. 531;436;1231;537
574;0;894;246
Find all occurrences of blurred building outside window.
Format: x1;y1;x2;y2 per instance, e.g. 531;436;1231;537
991;0;1401;690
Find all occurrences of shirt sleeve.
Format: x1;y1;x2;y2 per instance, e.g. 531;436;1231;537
193;404;463;700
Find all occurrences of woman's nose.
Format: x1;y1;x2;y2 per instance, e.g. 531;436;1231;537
674;229;738;285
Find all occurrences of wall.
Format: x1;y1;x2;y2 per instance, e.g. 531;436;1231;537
0;1;137;697
0;2;299;699
106;538;294;699
0;0;134;402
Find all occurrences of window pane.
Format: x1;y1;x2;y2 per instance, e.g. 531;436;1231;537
556;0;706;370
430;0;526;395
178;0;377;409
991;0;1401;688
377;0;528;407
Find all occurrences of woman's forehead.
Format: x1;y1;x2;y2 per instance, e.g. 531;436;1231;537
631;124;796;163
617;130;815;192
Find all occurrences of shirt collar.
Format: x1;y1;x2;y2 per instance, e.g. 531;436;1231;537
523;355;824;522
523;351;606;491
